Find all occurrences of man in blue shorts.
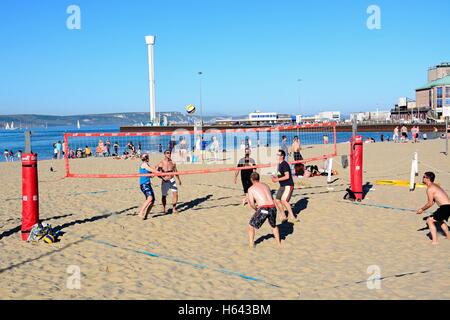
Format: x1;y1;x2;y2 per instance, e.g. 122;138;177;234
139;154;158;220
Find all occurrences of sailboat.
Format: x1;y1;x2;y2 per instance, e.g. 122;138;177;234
4;121;18;130
77;120;81;129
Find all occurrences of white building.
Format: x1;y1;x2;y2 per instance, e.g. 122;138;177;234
248;112;278;122
351;111;391;122
293;111;341;123
317;111;341;122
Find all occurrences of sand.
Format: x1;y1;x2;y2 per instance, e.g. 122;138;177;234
1;138;449;299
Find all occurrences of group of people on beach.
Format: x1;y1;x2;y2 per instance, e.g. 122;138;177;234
135;131;450;247
63;140;144;160
52;141;64;159
138;149;182;219
392;125;450;142
137;134;337;248
3;149;21;162
392;125;423;143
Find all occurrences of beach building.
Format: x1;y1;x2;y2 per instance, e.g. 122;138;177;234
248;112;278;122
416;62;450;121
390;97;429;123
292;111;341;124
427;62;450;82
317;111;341;122
351;111;391;123
215;111;292;126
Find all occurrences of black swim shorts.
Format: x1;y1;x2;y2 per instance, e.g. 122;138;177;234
249;206;277;229
242;179;252;194
140;183;155;201
432;204;450;222
293;152;303;161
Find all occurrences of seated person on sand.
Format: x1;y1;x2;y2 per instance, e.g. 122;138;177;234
120;151;132;160
294;163;337;178
96;145;103;157
84;146;92;157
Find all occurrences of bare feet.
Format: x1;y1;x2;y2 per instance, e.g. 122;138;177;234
172;207;178;214
140;213;147;220
431;241;439;245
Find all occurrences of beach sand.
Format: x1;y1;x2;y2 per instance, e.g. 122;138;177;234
1;139;449;299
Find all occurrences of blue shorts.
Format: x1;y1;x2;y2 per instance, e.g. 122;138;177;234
140;183;155;201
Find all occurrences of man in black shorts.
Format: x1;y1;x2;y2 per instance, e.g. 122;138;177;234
416;171;450;244
292;136;303;161
246;172;281;248
234;147;256;203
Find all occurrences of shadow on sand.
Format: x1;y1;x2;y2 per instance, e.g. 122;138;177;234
0;213;75;241
254;220;295;246
54;207;137;233
151;194;214;218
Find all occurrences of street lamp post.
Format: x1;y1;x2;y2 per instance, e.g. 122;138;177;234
297;78;302;122
198;71;204;127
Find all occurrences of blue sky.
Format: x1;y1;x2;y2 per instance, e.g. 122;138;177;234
0;0;449;116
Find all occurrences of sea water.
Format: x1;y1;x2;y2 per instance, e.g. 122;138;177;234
0;126;396;162
0;125;119;161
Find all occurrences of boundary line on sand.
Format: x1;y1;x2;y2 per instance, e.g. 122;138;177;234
74;233;282;289
338;200;418;213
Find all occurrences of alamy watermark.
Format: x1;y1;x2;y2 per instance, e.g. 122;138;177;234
366;265;381;289
67;265;81;289
366;5;381;30
66;5;81;30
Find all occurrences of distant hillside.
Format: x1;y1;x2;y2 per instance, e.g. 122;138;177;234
0;112;232;128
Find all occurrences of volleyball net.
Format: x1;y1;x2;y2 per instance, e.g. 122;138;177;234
63;123;337;178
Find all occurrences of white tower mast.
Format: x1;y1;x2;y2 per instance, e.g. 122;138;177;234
145;35;156;124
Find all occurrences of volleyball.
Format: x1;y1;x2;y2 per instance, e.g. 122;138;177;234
43;234;56;244
185;104;196;114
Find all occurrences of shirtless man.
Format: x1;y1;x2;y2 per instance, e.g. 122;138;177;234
416;172;450;245
179;137;188;162
246;172;281;248
157;150;182;214
393;126;399;143
291;136;303;162
400;125;408;142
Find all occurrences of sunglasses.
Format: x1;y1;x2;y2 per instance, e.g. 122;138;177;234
165;152;171;155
